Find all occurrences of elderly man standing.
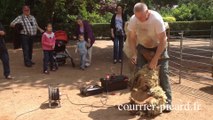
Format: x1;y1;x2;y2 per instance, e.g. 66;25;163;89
128;3;172;112
10;5;44;67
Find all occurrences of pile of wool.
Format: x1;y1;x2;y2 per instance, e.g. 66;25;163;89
129;64;167;116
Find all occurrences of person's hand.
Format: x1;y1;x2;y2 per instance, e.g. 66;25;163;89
149;57;158;69
10;24;15;28
88;39;91;44
52;45;55;49
73;36;77;40
0;31;5;36
131;55;137;65
40;29;44;33
75;48;78;53
111;33;115;39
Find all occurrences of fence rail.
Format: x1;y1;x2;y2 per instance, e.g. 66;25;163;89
168;26;213;84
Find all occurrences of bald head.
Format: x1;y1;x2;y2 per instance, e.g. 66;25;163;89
133;3;149;22
134;3;148;14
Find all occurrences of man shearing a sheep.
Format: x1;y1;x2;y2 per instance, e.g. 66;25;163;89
128;2;172;112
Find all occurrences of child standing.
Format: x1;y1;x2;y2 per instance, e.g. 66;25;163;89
76;34;90;70
42;23;56;74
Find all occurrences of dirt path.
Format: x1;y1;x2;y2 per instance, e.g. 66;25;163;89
0;40;212;120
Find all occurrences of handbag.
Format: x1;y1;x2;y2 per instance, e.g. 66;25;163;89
115;28;124;36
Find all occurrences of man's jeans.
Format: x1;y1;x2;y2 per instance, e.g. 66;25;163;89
0;47;10;77
43;50;54;71
136;45;172;104
21;35;34;65
113;35;124;60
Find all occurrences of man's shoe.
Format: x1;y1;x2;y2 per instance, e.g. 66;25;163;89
119;59;122;63
43;70;49;74
113;60;117;64
31;62;35;65
163;104;172;113
25;64;32;67
80;67;85;70
5;75;14;80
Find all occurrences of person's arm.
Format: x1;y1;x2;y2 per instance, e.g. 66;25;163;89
86;39;91;47
110;15;115;39
85;21;94;47
154;32;167;59
149;18;167;69
127;16;137;64
34;17;44;33
37;26;44;33
53;35;56;46
10;16;21;27
52;34;56;49
0;31;5;36
149;31;167;69
129;30;137;64
0;23;5;36
75;42;79;53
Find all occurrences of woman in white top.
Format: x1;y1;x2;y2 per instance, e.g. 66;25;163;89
110;5;127;64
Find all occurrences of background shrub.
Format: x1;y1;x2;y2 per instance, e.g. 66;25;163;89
163;17;176;22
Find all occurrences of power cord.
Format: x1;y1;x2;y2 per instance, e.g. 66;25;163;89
62;93;115;113
14;92;116;119
14;100;48;120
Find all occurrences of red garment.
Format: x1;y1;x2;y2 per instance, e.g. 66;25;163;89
42;32;56;50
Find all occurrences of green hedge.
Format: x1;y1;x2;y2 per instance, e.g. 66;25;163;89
3;21;213;42
92;23;111;38
92;21;213;38
169;20;213;36
163;17;176;22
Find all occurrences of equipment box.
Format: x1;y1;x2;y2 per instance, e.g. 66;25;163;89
100;75;128;92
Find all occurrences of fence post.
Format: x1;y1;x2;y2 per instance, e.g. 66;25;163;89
179;31;184;84
211;26;213;78
167;28;171;55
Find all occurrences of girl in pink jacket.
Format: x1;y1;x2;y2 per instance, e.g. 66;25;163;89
42;23;56;74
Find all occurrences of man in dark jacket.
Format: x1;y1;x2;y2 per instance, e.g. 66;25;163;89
0;22;13;79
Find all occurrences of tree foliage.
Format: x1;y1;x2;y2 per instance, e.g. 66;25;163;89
0;0;212;27
160;0;213;21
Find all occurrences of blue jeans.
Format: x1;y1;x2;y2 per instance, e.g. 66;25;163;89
0;46;10;77
80;53;87;69
43;50;54;71
113;35;124;60
136;45;172;104
21;35;34;65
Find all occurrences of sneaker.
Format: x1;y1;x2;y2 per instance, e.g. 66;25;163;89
51;67;56;71
113;60;117;64
119;59;122;63
80;67;85;71
5;75;14;80
43;70;49;74
85;63;90;67
163;103;172;113
31;61;35;65
25;63;32;67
